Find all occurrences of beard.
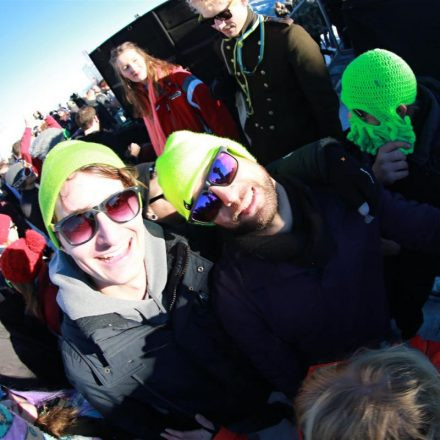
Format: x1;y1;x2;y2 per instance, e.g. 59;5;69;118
231;172;278;236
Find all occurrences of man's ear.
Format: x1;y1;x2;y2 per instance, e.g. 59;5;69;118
396;104;407;118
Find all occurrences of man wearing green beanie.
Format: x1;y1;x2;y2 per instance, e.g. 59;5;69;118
38;139;292;439
341;48;440;339
155;130;440;421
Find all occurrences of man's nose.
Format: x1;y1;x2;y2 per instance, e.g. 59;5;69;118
210;185;238;207
212;18;227;30
94;212;120;246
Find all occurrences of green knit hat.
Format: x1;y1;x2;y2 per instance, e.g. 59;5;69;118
156;131;256;220
38;140;125;248
341;49;417;121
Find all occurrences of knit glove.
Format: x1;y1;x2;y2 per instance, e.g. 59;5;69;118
324;142;379;222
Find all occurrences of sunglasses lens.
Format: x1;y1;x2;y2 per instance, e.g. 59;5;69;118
207;7;232;25
105;189;140;222
218;9;233;20
191;192;223;223
207;152;237;185
61;214;95;246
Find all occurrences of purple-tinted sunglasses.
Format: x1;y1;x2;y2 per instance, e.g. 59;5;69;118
187;147;238;225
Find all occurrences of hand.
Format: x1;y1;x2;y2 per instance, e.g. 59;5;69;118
372;141;410;185
325;142;380;221
161;414;216;440
127;142;141;158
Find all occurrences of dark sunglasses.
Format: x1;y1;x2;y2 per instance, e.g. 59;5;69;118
13;166;33;189
54;187;142;246
199;0;234;26
187;147;238;225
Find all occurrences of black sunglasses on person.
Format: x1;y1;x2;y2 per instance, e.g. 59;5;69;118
198;0;234;26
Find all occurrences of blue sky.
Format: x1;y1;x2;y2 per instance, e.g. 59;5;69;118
0;0;166;158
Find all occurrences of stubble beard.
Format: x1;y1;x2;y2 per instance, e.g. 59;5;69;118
231;173;278;235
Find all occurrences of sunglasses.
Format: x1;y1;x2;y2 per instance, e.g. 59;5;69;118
199;0;234;26
54;186;142;246
188;147;238;225
13;166;33;189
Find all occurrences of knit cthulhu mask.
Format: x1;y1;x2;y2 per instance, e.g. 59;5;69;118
341;49;417;155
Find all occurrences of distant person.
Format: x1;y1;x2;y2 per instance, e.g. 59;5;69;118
75;106;126;159
187;0;342;165
110;41;241;156
295;345;440;440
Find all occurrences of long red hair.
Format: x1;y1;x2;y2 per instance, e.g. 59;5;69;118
110;41;178;118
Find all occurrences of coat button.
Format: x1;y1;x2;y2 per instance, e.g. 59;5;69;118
268;110;274;115
260;126;265;130
199;292;209;301
197;266;204;273
263;83;269;88
104;367;111;374
269;125;275;130
261;70;266;75
255;122;259;127
266;97;272;102
226;45;231;50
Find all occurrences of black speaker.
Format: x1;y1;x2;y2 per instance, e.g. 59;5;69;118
88;0;224;116
342;0;440;79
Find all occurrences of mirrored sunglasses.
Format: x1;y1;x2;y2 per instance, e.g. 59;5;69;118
189;148;238;225
54;186;142;246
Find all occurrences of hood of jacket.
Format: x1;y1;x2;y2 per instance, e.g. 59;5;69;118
50;220;168;322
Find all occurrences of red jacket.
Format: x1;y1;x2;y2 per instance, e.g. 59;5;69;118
141;69;241;156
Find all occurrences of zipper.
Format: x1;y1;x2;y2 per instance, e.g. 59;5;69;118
167;242;189;312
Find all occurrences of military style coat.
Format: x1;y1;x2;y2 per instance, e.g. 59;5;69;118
218;10;342;165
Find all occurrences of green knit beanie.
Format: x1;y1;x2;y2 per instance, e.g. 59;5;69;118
156;131;256;220
38;140;125;248
341;49;417;155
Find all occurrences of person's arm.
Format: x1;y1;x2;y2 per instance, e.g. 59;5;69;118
20;120;33;165
184;73;242;141
286;24;342;139
44;114;62;129
267;138;379;219
378;188;440;253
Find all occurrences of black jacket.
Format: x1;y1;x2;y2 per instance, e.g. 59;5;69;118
56;226;276;439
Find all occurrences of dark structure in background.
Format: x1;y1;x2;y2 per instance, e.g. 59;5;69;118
89;0;223;119
342;0;440;80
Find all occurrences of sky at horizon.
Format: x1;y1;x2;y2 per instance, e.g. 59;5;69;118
0;0;166;159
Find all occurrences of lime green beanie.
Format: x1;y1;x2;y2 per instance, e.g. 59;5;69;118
156;131;256;220
341;49;417;155
38;140;125;248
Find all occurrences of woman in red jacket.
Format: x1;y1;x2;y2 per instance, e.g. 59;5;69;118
110;41;241;157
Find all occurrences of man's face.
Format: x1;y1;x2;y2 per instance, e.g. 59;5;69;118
191;156;278;234
192;0;249;38
55;171;146;293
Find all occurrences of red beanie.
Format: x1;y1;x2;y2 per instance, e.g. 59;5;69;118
0;229;47;283
0;214;12;244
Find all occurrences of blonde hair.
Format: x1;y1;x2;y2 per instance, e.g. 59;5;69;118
295;345;440;440
109;41;177;118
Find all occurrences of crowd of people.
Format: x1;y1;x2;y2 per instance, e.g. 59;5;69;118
1;0;440;438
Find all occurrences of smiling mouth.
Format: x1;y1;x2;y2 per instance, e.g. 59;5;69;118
97;239;131;264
